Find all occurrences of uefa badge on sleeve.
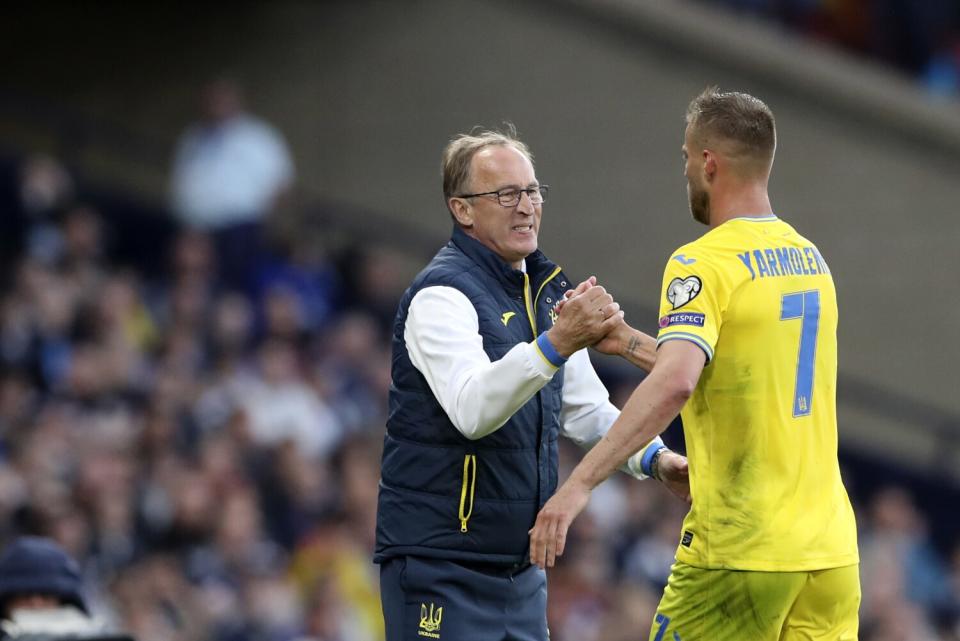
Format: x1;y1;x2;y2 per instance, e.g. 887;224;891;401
666;276;702;309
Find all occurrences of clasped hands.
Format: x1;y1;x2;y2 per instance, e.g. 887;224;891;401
544;276;629;359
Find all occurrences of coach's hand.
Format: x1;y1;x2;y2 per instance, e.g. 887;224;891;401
553;275;594;314
657;451;691;504
528;479;591;569
546;278;622;358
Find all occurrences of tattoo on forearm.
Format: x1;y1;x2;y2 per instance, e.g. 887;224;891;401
626;336;641;358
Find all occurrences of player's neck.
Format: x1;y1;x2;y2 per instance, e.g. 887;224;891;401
708;182;773;228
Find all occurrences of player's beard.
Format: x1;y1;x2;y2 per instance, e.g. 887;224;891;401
687;180;710;225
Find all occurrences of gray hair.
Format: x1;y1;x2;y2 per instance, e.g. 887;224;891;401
441;126;533;212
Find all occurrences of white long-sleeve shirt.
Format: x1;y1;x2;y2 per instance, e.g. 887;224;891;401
404;285;663;479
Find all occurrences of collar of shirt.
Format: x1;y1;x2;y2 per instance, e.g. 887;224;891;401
449;225;559;297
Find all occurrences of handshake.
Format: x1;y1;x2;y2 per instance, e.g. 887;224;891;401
545;276;652;369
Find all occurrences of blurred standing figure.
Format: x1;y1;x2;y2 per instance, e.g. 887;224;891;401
375;128;689;641
530;88;860;640
170;77;294;292
11;155;75;268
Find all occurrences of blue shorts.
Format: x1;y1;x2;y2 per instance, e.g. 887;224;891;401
380;556;548;641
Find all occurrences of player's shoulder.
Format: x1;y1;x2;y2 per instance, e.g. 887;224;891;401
666;239;702;266
665;228;735;271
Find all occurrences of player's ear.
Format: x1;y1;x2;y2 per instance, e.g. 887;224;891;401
449;197;474;228
703;149;718;182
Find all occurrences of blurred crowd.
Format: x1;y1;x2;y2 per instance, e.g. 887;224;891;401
702;0;960;97
0;83;958;641
0;121;399;639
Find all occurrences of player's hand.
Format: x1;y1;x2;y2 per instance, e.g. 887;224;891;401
591;317;630;356
657;450;691;504
528;479;591;569
573;281;628;357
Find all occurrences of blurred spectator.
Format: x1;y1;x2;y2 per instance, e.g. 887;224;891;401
861;599;942;641
595;583;659;641
53;204;111;303
312;313;389;435
18;156;74;219
110;555;207;641
860;486;951;637
623;509;684;589
0;536;130;639
254;235;340;339
335;245;408;334
289;519;382;641
0;536;88;617
1;259;79;391
170;77;295;292
14;155;74;268
237;340;342;459
546;515;616;641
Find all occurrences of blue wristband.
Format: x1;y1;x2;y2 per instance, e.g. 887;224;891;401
640;445;668;478
535;332;567;368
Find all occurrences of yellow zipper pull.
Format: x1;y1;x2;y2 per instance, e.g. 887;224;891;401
458;454;477;533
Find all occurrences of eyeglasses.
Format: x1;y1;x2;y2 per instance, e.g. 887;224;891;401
457;185;549;208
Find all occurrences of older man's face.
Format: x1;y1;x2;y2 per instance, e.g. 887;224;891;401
461;146;541;269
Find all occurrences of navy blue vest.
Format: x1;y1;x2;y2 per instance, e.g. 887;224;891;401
375;226;572;565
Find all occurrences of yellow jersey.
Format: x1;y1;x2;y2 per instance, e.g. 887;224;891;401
656;215;858;572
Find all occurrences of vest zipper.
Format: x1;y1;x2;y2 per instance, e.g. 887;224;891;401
458;454;477;533
522;266;563;337
523;266;563;511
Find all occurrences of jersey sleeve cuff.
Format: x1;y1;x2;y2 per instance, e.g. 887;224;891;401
657;332;714;363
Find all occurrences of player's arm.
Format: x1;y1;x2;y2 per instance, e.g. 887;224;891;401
529;339;705;568
593;320;658;372
559;347;672;481
557;283;688;496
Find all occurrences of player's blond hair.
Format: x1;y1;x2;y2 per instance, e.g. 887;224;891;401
441;126;533;216
686;87;776;170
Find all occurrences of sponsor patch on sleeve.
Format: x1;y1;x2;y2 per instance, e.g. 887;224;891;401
659;312;706;329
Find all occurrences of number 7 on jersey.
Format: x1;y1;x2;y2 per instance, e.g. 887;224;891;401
779;290;820;418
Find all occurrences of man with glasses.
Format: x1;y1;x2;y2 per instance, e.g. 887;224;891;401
375;128;690;640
